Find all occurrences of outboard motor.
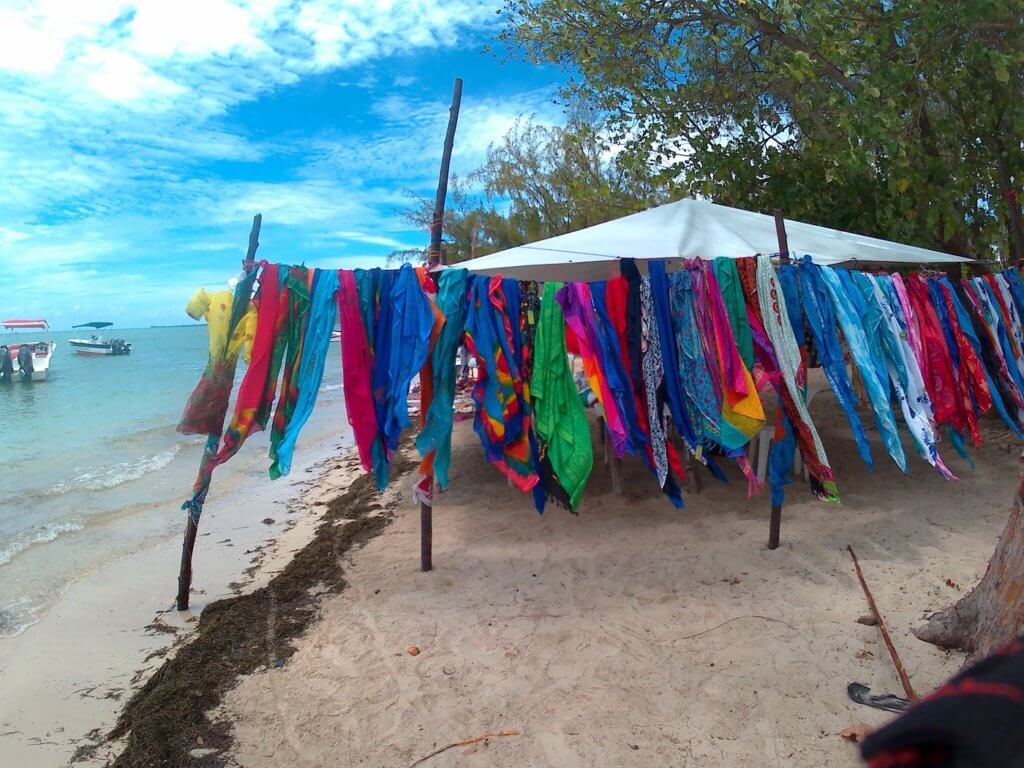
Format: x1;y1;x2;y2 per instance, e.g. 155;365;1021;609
17;345;34;381
0;346;12;384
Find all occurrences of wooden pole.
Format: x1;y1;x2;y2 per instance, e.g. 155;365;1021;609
847;545;919;702
420;77;463;572
768;210;790;550
175;214;262;610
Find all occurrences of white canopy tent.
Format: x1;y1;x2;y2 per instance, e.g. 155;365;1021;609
458;198;971;282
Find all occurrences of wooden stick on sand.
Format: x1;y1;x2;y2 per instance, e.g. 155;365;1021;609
408;730;520;767
847;545;918;702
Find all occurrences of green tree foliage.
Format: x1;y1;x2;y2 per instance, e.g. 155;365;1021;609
406;117;668;263
501;0;1024;260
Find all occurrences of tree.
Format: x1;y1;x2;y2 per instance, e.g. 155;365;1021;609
501;0;1024;260
405;117;668;262
503;0;1024;660
914;470;1024;659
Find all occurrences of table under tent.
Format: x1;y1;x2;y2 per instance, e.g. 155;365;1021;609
174;198;1024;602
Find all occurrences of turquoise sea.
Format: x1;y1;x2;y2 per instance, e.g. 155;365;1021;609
0;325;345;637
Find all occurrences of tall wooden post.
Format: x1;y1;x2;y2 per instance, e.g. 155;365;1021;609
421;78;463;572
176;214;262;610
767;210;790;551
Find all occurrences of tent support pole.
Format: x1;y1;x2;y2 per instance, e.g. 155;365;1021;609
421;77;463;573
176;213;262;609
767;210;790;551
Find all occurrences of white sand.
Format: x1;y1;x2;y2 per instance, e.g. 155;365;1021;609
221;405;1018;768
0;438;356;768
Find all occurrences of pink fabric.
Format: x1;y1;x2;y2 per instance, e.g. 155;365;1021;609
891;273;926;375
337;269;377;474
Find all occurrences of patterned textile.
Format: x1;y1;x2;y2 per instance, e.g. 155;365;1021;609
638;274;686;503
798;257;873;469
757;255;838;502
383;263;434;452
271;268;339;479
862;635;1024;768
820;265;907;473
269;266;311;479
214;264;288;469
338;269;377;474
415;268;470;490
178;275;258;436
531;281;593;510
465;276;542;504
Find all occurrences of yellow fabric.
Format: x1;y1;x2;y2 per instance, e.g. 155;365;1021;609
721;362;766;438
185;288;256;363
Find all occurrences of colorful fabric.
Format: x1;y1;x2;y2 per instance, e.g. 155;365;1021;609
415;268;469;490
338;269;377;474
358;268;398;490
798;257;873;469
557;282;630;458
271;268;338;479
714;257;755;369
465;275;541;500
178;277;258;436
214;264;288;468
383;263;434;452
757;255;837;501
531;281;593;510
268;266;311;478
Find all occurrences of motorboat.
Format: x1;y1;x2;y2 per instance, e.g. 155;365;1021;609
1;319;56;382
69;322;132;356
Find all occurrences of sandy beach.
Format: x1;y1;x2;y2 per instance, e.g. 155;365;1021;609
198;399;1018;768
0;426;356;768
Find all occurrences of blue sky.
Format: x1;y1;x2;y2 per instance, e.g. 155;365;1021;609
0;1;566;329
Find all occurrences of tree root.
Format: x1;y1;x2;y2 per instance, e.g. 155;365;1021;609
912;592;979;653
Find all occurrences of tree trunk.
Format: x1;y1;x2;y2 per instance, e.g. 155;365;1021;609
914;456;1024;658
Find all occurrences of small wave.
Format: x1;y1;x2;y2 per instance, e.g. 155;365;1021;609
109;422;181;447
0;519;85;567
46;444;182;496
0;596;39;638
319;383;343;393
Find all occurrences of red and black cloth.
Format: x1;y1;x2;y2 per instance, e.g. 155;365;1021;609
862;637;1024;768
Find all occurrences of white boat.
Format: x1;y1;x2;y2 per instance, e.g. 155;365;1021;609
69;322;132;356
1;319;56;382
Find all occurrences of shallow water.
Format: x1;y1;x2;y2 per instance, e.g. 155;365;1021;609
0;325;344;637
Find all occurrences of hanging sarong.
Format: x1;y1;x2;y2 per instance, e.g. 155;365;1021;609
178;276;258;436
798;257;873;469
358;268;397;490
713;257;755;369
271;268;338;479
862;273;955;479
415;268;469;490
337;269;377;474
214;264;288;469
465;276;541;499
557;282;630;458
757;255;838;501
383;263;434;452
268;266;311;477
531;281;593;510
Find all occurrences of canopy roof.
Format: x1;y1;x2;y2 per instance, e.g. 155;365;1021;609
459;198;971;282
3;319;49;330
73;322;113;329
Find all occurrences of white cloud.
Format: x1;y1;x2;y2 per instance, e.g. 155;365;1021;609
0;0;558;326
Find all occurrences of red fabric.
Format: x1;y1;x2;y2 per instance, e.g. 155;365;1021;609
907;276;959;430
939;281;992;446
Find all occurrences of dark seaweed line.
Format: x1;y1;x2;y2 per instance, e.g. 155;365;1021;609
100;451;414;768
